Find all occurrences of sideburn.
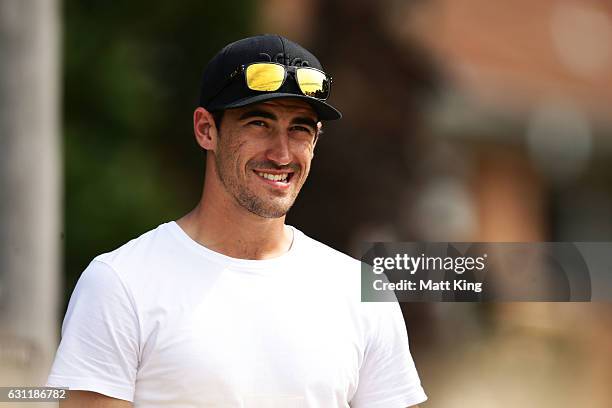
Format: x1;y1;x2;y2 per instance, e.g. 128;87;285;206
211;111;224;133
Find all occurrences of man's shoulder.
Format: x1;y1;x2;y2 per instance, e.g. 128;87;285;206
94;221;174;274
293;227;361;269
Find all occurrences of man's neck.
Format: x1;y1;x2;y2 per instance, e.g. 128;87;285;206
176;195;293;260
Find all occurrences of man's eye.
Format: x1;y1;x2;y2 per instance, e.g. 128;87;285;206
291;125;314;134
249;120;267;127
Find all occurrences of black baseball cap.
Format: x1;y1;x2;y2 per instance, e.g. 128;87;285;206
198;34;342;121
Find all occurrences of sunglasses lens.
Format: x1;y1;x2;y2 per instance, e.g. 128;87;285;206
296;68;330;100
245;63;285;91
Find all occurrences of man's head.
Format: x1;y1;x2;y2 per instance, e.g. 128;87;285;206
194;35;341;219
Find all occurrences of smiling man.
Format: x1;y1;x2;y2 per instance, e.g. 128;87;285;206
47;34;427;407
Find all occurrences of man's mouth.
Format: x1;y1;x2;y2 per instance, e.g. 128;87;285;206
253;170;294;186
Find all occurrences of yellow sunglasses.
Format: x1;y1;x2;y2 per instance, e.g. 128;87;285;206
229;62;332;100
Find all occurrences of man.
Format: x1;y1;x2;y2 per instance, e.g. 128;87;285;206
47;34;427;407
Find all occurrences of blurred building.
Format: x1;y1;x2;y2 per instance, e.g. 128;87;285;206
410;0;612;243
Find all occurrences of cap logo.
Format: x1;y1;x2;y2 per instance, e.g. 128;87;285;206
258;52;310;67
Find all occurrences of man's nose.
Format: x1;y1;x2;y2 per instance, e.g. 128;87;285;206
266;131;291;166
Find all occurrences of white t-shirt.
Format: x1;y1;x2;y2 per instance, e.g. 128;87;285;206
47;222;427;407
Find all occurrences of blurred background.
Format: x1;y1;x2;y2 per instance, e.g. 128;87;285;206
1;0;612;407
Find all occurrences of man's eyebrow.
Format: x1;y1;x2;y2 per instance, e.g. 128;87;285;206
238;110;318;129
291;116;318;129
238;110;277;121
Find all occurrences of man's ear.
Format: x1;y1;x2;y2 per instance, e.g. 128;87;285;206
312;121;323;153
193;107;218;151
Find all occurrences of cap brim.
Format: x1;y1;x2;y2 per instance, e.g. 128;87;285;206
219;93;342;121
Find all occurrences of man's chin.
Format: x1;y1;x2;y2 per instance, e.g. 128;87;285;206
246;205;290;219
237;195;293;219
257;200;294;218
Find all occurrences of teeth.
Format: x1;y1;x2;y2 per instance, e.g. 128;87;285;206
257;172;289;182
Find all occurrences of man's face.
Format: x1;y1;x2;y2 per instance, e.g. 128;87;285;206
212;98;319;218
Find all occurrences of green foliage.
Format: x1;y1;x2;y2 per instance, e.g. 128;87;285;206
63;1;255;306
